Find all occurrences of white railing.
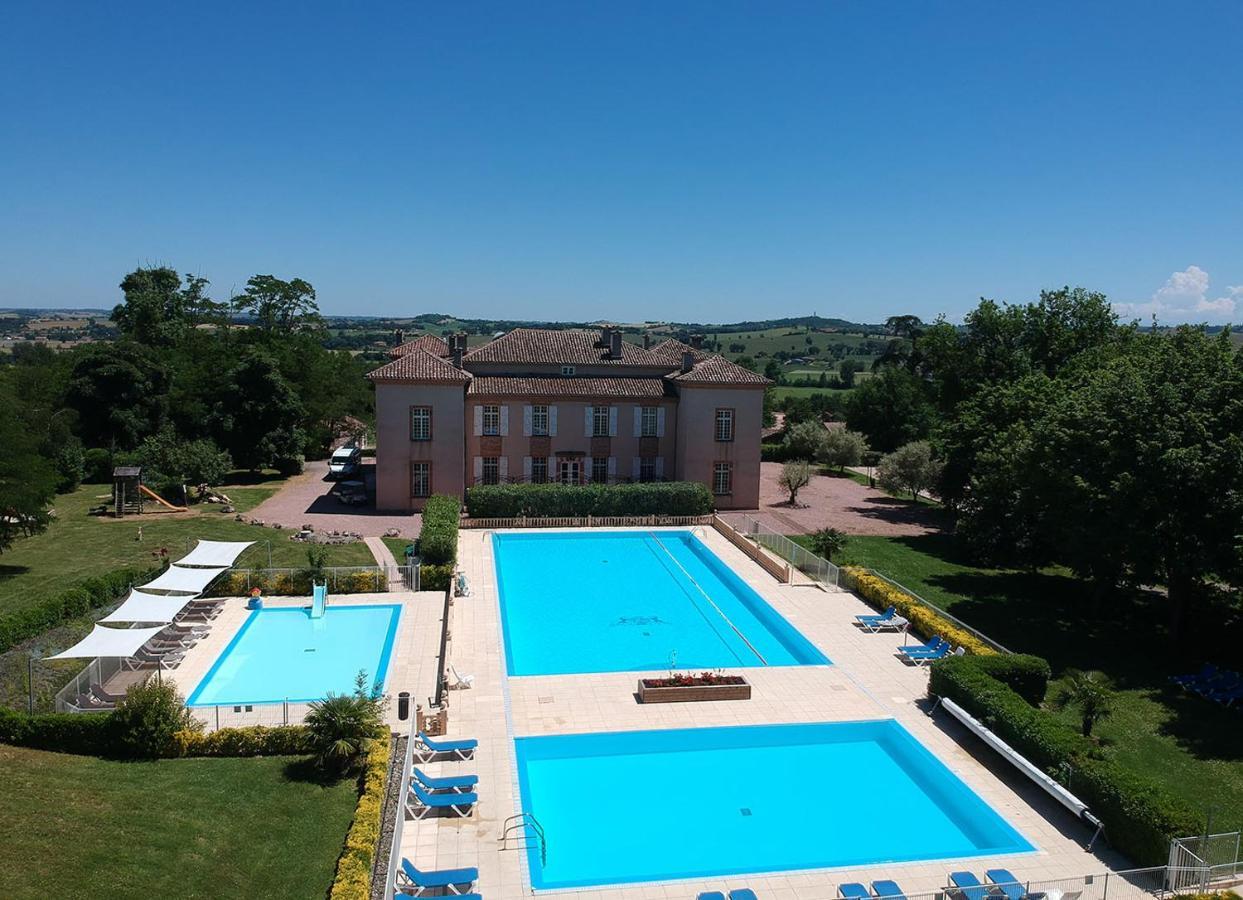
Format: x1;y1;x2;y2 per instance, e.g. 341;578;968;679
186;698;318;732
204;564;419;595
386;717;419;899
735;513;840;589
461;514;712;529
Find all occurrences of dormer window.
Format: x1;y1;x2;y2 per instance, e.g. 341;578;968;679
561;365;576;376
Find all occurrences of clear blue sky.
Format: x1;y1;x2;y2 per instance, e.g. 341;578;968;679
2;2;1240;324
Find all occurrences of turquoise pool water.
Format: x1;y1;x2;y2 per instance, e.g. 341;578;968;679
186;604;401;706
515;720;1034;888
492;530;828;675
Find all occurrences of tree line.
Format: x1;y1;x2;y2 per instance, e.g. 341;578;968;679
0;267;374;551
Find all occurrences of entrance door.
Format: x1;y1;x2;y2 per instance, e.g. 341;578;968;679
558;459;580;484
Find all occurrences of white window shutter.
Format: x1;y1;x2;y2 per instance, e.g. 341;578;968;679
633;406;642;437
473;457;482;480
632;457;641;479
523;456;532;480
654;456;664;478
586;457;594;481
584;406;594;437
499;456;509;481
523;405;532;436
608;406;618;436
656;407;666;437
549;405;558;436
473;406;483;437
607;457;616;479
500;406;510;436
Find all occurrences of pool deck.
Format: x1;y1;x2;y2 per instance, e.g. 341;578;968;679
400;526;1136;900
166;590;445;731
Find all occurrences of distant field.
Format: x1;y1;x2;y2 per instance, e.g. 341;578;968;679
770;385;855;401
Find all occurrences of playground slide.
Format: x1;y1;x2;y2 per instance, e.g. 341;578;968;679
138;483;188;511
311;583;327;618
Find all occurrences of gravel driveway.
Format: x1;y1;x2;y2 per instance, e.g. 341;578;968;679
247;460;421;538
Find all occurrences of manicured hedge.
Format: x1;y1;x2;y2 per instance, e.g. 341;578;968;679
171;725;312;757
419;494;460;566
328;733;391;900
963;653;1052;706
842;566;997;656
930;654;1201;865
419;563;453;592
207;568;386;598
464;481;714;518
761;442;794;462
0;563;166;652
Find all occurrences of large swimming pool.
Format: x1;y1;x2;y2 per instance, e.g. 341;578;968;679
492;530;828;675
186;604;401;706
515;720;1034;888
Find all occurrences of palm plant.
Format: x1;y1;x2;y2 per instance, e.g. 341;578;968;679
1053;669;1116;737
809;527;847;562
304;671;384;771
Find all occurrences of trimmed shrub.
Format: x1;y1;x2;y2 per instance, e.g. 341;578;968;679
965;653;1051;706
108;679;200;759
464;481;714;518
0;563;164;652
842;566;997;656
0;707;114;755
171;725;312;757
761;442;793;462
420;563;453;592
930;654;1202;864
328;733;391;900
83;447;114;483
419;494;460;566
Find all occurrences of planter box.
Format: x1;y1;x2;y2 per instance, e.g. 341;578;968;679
637;678;751;703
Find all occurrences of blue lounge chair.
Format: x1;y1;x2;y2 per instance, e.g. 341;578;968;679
730;890;758;900
856;606;896;625
899;636;943;656
398;858;478;895
1171;663;1216;688
1194;670;1240;698
1209;683;1243;707
986;869;1027;900
415;730;478;761
407;779;477;818
697;893;726;900
948;872;992;900
872;881;907;900
839;884;870;900
413;766;478;792
912;643;953;665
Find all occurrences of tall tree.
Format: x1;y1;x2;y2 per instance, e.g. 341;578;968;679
231;274;321;333
0;376;58;551
211;350;307;472
844;366;935;452
112;267;225;345
64;342;170;449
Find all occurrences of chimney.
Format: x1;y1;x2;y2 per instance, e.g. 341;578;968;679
681;351;695;373
451;332;466;368
642;332;651;350
609;330;623;359
689;334;704;350
598;326;612;348
394;328;404;346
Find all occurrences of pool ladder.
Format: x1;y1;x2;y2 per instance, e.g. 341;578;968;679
500;812;547;866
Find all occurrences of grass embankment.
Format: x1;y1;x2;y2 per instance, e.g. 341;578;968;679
810;532;1243;834
0;744;357;900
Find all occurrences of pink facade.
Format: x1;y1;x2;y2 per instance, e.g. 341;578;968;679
368;328;769;512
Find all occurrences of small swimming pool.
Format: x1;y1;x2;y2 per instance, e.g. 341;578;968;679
514;720;1033;888
493;530;828;675
186;604;401;706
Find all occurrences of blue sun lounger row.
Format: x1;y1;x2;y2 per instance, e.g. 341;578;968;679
897;635;958;665
950;868;1042;900
698;889;758;900
839;880;907;900
407;733;480;817
1171;664;1243;709
855;606;909;633
397;858;480;897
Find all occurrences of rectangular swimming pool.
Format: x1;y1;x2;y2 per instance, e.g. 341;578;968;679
493;530;828;675
514;720;1033;888
186;604;401;706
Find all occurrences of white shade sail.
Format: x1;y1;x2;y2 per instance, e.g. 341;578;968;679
141;565;228;595
100;589;194;624
44;624;167;660
175;540;254;568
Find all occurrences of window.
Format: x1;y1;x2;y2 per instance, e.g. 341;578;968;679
640;406;658;437
715;408;735;442
591;457;610;483
411;462;430;497
410;406;432;441
531;405;549;436
482;405;500;436
712;462;732;495
531;457;548;484
481;457;499;485
561;365;576;376
592;405;611;437
639;458;656;482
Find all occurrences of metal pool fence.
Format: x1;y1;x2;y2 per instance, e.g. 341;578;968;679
204;564;419;595
733;513;840;589
187;698;319;732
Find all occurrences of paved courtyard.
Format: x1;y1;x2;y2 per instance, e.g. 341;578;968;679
247;459;421;539
395;526;1133;900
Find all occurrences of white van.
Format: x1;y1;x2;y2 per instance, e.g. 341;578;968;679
328;446;362;479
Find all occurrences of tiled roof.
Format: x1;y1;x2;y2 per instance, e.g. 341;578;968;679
666;355;771;385
462;328;666;366
388;333;450;359
468;376;669;399
367;349;470;383
647;338;708;365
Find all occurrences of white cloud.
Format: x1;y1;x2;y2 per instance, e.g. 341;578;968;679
1114;266;1239;324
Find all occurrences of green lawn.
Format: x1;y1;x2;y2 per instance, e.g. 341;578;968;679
815;533;1243;833
770;385;855;402
0;480;375;616
0;744;357;899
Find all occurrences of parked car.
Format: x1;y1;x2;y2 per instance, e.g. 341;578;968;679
328;446;362;479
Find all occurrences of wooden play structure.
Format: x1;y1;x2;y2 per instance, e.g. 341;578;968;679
112;466;187;517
